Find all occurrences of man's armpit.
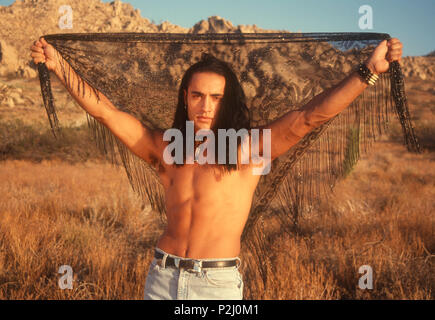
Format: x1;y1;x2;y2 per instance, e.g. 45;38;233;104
148;152;166;174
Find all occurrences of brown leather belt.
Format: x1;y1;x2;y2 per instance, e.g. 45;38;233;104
154;250;239;271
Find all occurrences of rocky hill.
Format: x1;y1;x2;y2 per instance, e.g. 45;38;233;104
0;0;433;80
401;56;435;80
0;0;281;78
0;0;182;77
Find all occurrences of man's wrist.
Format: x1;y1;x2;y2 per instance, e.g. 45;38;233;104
51;51;64;76
356;62;379;86
51;57;66;78
53;63;62;76
363;60;379;76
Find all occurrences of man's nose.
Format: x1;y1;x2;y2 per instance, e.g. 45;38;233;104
200;95;213;112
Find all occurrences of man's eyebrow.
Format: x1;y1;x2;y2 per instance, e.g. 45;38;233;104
191;91;223;97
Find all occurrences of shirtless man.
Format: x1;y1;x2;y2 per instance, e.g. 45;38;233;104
30;37;402;300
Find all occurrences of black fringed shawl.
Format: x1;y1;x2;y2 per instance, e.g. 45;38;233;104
37;32;420;295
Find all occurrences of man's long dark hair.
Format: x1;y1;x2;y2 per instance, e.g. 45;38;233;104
171;53;250;173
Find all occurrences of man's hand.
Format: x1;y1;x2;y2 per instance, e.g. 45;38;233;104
30;37;59;72
365;38;403;75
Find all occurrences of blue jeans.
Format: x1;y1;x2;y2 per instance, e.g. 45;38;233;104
144;247;244;300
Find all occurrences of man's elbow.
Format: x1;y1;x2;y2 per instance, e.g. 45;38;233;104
286;110;313;139
302;109;333;132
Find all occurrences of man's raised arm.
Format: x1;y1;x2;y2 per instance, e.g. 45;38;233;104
263;38;403;160
30;37;161;164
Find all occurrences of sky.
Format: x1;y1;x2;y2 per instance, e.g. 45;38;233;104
1;0;434;56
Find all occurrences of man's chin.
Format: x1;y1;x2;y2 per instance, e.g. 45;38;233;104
195;124;212;132
194;120;213;131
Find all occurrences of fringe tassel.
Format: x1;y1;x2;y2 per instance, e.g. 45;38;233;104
389;61;421;152
38;51;166;218
86;114;167;220
241;67;421;291
37;62;59;136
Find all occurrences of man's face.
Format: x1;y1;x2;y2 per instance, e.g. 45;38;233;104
184;72;225;131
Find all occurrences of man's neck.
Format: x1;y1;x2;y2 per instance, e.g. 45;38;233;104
194;132;209;148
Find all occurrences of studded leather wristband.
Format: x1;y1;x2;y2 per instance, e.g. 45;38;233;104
356;62;379;86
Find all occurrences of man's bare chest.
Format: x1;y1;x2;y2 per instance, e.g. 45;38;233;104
160;164;259;199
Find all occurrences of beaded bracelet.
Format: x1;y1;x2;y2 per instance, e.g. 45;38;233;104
356;63;379;85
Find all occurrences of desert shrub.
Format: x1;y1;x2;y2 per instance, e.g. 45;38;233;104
387;120;435;152
342;126;360;178
0;119;106;162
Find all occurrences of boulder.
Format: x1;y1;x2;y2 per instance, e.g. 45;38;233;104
191;16;236;34
8;97;16;108
0;40;20;77
401;56;435;80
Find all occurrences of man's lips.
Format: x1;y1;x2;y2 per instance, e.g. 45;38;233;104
197;116;212;122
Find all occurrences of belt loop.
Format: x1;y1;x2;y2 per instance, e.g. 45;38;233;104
235;257;242;270
161;253;168;268
174;257;180;268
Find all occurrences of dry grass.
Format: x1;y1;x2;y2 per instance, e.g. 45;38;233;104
0;160;164;299
0;139;433;299
0;75;433;299
243;141;434;299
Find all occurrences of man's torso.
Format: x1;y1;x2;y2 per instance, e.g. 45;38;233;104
151;131;262;259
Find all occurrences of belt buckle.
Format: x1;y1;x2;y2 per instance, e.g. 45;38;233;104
190;259;202;273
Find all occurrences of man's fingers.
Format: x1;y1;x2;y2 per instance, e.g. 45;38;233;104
40;37;49;47
385;38;403;62
377;39;388;49
388;47;402;55
30;39;47;64
386;52;402;62
387;39;403;53
374;39;388;56
389;43;402;50
387;38;400;45
30;45;44;53
31;56;45;64
30;51;45;63
30;38;51;65
30;52;44;58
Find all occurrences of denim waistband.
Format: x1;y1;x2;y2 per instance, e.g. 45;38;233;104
154;247;242;269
